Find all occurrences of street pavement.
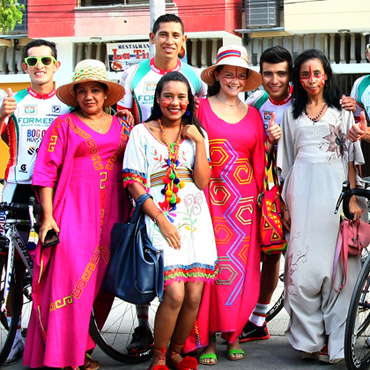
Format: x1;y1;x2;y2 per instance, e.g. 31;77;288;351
7;309;347;370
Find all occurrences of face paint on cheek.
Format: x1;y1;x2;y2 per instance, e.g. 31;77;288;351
180;102;187;111
300;79;306;89
161;97;172;108
320;76;326;87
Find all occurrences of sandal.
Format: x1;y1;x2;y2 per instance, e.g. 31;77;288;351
227;348;245;361
199;353;218;366
148;347;169;370
167;342;198;370
84;353;99;370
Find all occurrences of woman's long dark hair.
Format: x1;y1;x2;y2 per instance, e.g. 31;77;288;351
292;49;341;119
146;71;204;136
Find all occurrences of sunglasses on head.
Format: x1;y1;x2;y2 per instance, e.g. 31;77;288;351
24;56;56;67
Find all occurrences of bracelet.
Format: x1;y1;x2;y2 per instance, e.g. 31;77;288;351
152;210;163;225
267;136;276;145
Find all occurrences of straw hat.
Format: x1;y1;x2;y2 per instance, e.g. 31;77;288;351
201;44;261;92
56;59;125;108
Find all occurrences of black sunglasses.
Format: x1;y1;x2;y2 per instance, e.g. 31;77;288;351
24;56;56;67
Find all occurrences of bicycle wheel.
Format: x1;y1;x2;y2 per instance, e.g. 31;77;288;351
89;297;158;363
0;254;23;366
344;255;370;370
21;271;33;339
266;253;285;322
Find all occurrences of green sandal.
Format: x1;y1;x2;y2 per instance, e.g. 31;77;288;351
227;348;245;361
199;353;218;366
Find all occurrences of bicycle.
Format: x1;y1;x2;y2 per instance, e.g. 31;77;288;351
335;180;370;370
0;197;39;366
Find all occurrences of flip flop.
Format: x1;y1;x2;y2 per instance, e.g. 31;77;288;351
199;353;218;366
227;349;245;361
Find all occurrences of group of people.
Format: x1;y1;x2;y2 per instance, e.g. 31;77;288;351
0;12;369;370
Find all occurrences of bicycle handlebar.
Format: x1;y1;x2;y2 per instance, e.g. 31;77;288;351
0;196;41;215
335;180;370;220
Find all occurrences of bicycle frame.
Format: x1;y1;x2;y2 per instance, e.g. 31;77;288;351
0;202;37;312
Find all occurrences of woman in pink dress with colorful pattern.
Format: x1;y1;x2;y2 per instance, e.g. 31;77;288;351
184;45;271;364
23;60;130;369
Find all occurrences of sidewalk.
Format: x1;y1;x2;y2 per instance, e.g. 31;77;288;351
7;309;347;370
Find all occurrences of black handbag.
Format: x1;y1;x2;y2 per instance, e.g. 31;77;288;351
103;193;164;304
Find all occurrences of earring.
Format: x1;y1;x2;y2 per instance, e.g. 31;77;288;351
185;110;191;117
104;96;107;99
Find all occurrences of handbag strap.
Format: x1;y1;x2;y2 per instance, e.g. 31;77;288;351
332;221;349;292
131;193;153;224
262;141;279;192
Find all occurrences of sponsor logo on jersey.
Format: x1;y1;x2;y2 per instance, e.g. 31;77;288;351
137;94;154;103
27;129;47;143
28;146;37;155
20;164;27;173
144;81;157;93
263;111;274;122
52;105;61;114
24;105;37;115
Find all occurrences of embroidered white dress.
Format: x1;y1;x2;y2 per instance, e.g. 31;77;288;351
123;123;218;285
277;106;364;361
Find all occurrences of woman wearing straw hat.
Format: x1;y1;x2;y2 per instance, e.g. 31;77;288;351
23;59;131;369
184;45;280;364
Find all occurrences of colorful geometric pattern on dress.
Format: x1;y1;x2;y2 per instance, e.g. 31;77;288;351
164;261;219;285
123;168;148;190
208;138;255;305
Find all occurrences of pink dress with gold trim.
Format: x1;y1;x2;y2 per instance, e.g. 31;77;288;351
23;113;130;368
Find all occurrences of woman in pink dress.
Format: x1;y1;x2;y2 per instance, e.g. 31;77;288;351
23;60;130;369
185;45;277;364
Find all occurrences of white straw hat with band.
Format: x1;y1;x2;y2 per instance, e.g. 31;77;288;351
57;59;125;108
201;44;262;92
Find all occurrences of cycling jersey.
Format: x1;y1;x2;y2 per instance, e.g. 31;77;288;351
246;85;293;133
350;75;370;122
3;87;71;197
117;57;206;123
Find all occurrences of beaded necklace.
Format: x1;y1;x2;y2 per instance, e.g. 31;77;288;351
158;118;185;213
305;103;327;123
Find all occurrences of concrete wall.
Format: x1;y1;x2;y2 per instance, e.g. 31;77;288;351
284;0;370;34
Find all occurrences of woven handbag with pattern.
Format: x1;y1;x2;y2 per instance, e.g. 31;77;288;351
257;143;287;254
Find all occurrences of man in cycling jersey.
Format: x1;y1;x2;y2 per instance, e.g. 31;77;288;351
0;39;70;365
117;13;206;356
117;13;206;124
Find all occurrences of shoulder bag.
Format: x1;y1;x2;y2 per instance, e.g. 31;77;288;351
258;142;288;254
333;218;370;292
103;193;164;304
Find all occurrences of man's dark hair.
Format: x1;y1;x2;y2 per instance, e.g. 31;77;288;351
23;39;58;60
152;14;184;35
260;46;293;77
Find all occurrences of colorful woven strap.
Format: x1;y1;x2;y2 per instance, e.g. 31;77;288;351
262;141;279;192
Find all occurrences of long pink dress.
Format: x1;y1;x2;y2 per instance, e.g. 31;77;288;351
23;113;130;368
185;98;265;351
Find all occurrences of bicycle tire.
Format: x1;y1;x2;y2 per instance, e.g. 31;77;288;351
266;272;284;322
266;253;285;322
89;297;158;363
344;255;370;370
0;255;23;366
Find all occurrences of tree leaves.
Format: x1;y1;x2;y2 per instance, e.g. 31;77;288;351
0;0;25;33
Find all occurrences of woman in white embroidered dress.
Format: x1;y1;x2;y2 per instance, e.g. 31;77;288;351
277;49;364;364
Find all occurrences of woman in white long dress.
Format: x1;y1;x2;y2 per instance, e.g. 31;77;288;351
277;49;364;364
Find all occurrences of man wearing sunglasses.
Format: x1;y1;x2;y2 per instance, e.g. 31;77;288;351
0;39;71;365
